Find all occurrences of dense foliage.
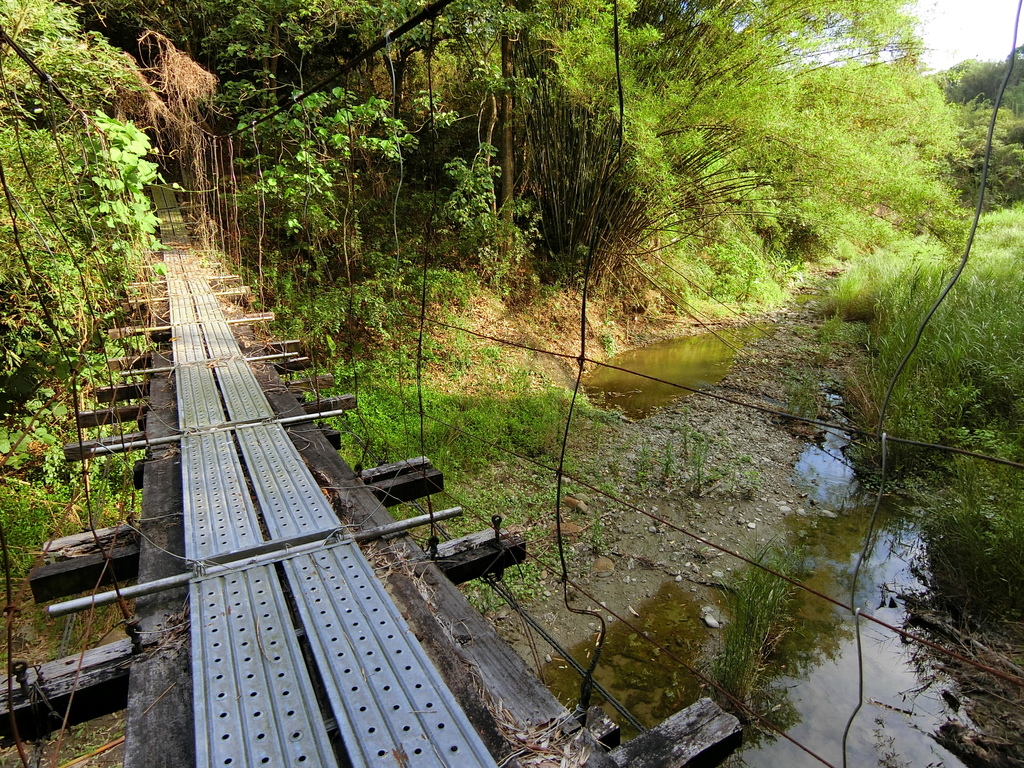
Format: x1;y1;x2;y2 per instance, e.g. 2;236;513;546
830;208;1024;618
0;0;159;568
941;47;1024;208
0;0;985;581
78;0;965;310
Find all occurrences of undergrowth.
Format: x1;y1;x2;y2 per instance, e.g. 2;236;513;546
828;207;1024;621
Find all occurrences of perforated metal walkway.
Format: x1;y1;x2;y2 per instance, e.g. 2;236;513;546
152;187;497;768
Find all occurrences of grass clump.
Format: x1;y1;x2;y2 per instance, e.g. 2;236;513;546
710;547;799;711
338;363;576;476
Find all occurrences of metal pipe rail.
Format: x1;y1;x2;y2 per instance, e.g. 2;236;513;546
47;508;463;617
65;406;353;460
115;351;301;376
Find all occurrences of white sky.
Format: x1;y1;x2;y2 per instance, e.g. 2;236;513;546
915;0;1024;70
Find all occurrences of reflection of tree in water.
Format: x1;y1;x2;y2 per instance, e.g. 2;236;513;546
729;502;917;752
545;502;920;752
542;582;708;738
583;327;768;419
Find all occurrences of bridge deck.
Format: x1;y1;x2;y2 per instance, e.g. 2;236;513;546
152;186;496;768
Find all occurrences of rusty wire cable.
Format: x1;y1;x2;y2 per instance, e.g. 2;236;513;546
406;313;1024;471
364;381;1024;690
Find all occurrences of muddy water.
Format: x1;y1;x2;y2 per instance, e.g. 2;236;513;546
559;335;966;766
541;581;710;734
583;328;766;418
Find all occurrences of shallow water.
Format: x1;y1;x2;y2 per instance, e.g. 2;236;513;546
541;582;709;735
583;328;766;419
738;502;963;767
544;502;965;767
551;335;965;766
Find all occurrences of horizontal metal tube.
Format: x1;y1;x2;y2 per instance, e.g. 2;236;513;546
72;407;352;459
108;313;274;338
46;507;461;618
116;352;300;377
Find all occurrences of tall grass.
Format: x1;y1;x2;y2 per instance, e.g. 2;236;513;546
830;210;1024;467
829;207;1024;619
922;462;1024;620
710;547;798;710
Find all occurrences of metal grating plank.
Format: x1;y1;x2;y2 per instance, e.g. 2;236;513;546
234;424;335;536
176;365;225;430
181;432;264;560
283;547;497;768
235;423;498;768
215;359;274;422
155;214;496;768
192;567;339;768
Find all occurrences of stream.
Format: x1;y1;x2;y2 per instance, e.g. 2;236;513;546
583;327;767;419
546;331;969;767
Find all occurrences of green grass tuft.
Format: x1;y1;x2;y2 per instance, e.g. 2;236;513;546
710;546;799;710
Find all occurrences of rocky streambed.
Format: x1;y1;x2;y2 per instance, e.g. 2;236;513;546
485;294;975;767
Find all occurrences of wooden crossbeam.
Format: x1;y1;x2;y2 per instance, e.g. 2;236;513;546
586;707;621;750
40;525;136;563
108;354;152;372
261;338;303;354
107;313;274;340
77;404;148;429
361;456;444;507
285;373;334;392
272;356;313;373
64;432;146;461
30;543;140;602
607;698;741;768
0;640;134;741
93;381;147;404
66;396;356;462
126;275;238;290
300;394;356;414
433;529;527;585
126;286;251;306
29;504;519;599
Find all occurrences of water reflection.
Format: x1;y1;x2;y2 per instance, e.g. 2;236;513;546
584;328;766;419
791;393;862;509
541;583;707;737
542;504;965;767
741;504;958;767
791;427;860;508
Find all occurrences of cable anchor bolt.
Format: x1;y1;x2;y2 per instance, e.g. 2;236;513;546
126;619;143;654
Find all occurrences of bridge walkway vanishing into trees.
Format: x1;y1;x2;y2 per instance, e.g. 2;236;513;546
79;186;497;768
156;196;496;768
11;186;742;768
150;187;498;767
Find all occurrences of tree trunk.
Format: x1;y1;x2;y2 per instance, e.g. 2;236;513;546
498;31;514;220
